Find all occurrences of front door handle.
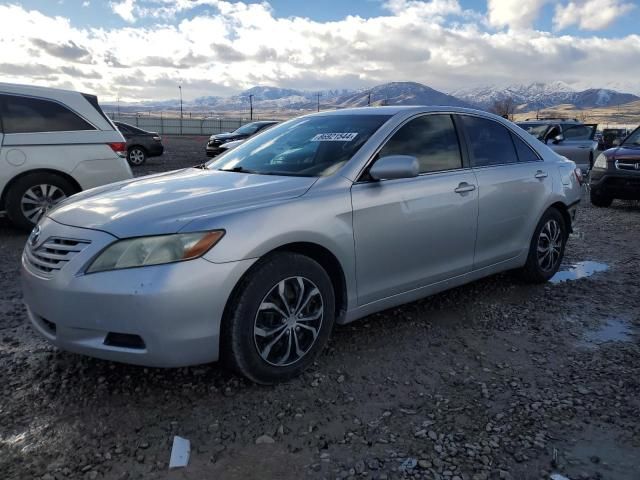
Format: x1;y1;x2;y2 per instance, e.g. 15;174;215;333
535;170;548;179
454;182;476;194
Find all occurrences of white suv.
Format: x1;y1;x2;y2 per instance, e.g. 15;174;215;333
0;83;133;230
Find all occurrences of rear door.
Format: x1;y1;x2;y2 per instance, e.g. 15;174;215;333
457;114;553;270
555;124;596;169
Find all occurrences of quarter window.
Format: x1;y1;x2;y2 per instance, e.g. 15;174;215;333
0;94;94;134
460;116;518;167
511;133;540;162
562;124;593;140
377;114;462;174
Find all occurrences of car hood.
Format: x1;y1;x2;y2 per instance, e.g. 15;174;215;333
48;168;317;238
209;132;244;141
610;145;640;160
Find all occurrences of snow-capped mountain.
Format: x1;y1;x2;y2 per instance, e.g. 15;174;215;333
329;82;472;108
452;82;639;111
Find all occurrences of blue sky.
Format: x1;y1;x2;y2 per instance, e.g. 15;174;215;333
2;0;640;100
15;0;639;35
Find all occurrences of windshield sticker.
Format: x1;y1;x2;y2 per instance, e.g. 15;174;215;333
311;132;358;142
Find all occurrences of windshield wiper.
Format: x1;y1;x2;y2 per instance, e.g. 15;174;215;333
218;166;259;174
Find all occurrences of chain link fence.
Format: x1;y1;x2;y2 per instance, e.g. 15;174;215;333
107;113;279;136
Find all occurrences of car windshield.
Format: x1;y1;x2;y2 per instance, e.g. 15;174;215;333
516;123;549;140
207;114;391;177
233;123;263;135
621;128;640;147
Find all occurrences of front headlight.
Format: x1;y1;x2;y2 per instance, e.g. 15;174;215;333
593;154;608;169
86;231;225;273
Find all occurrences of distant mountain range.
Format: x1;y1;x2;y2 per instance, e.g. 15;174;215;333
451;81;640;111
105;81;640;115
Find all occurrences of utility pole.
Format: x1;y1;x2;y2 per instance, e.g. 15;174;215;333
249;94;254;121
316;92;321;112
178;85;183;135
367;91;371;106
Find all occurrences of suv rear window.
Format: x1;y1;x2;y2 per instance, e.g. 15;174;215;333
0;94;95;134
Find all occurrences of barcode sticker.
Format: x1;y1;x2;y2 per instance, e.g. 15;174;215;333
311;132;358;142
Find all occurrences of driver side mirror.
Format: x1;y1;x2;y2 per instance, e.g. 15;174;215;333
369;155;419;181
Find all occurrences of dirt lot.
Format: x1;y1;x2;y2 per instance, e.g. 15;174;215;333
1;137;639;480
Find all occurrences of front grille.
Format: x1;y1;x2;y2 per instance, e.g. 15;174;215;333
615;160;640;171
26;237;91;276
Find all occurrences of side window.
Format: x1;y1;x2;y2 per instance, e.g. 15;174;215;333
511;133;540;162
377;114;462;173
116;123;130;134
460;115;518;167
562;125;593;140
0;94;94;134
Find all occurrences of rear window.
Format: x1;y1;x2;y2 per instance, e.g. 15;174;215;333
0;94;95;134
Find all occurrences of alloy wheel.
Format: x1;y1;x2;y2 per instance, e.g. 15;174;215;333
254;276;324;367
129;148;145;165
20;184;67;224
537;219;562;272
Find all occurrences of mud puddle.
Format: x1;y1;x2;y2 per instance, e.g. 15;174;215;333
551;261;609;284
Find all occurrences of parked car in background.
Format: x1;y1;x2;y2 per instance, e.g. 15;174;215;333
22;106;581;384
589;126;640;207
205;121;278;157
114;121;164;166
0;83;132;230
601;128;629;151
516;118;597;170
215;138;245;155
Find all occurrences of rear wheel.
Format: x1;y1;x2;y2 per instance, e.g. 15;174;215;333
519;208;567;283
590;189;613;207
222;252;335;384
127;146;147;166
5;172;76;230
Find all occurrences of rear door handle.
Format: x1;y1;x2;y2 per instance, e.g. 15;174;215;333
454;182;476;194
535;170;548;179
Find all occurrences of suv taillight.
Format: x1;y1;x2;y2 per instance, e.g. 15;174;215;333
108;142;127;158
574;167;584;185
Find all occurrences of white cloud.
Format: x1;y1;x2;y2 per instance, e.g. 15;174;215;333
110;0;136;22
553;0;635;31
1;2;639;102
487;0;550;30
82;1;90;7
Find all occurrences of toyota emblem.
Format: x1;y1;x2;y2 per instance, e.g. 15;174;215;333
29;225;41;247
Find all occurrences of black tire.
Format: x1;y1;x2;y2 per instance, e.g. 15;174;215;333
5;172;77;231
127;146;147;166
590;189;613;207
519;208;567;284
221;252;335;384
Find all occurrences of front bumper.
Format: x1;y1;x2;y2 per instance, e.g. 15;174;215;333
590;171;640;200
21;218;255;367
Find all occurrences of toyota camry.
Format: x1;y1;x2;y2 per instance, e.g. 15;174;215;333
22;107;582;384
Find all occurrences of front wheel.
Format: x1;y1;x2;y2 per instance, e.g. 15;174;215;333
222;252;335;384
519;208;567;283
590;190;613;207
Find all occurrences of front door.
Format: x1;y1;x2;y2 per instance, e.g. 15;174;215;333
351;114;478;306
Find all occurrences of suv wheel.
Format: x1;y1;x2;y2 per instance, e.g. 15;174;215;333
590;189;613;208
519;208;567;283
127;147;147;166
5;172;76;230
222;252;335;384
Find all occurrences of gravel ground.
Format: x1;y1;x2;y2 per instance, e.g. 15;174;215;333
1;136;639;480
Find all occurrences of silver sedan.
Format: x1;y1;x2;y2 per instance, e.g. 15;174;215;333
22;107;582;384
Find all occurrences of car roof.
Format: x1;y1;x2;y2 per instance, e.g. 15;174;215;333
517;119;582;124
307;105;512;119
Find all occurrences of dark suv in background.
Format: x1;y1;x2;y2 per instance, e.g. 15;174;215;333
114;121;164;166
589;126;640;207
205;121;278;157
